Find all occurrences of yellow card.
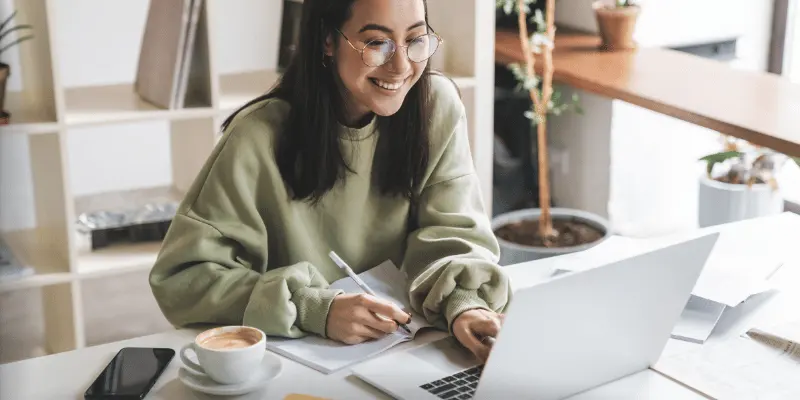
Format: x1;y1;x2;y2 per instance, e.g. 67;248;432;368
283;395;331;400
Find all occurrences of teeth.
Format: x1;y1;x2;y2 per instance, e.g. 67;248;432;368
373;79;403;90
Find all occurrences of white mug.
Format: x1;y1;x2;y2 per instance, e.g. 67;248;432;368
180;325;266;385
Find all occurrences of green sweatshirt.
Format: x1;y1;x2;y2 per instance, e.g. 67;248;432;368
149;75;511;339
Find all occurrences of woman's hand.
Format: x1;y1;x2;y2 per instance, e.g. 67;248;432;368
452;308;505;363
326;293;412;345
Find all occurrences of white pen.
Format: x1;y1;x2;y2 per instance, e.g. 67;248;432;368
328;250;412;335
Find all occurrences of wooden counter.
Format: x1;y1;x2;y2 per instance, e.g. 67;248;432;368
495;29;800;157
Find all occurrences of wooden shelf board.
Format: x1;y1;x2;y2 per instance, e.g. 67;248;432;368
219;69;281;112
495;28;800;157
75;240;161;279
64;83;216;126
0;229;73;293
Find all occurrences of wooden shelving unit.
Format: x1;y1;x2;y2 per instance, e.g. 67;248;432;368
0;0;495;355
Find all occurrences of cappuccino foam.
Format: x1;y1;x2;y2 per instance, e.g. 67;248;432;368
199;331;260;350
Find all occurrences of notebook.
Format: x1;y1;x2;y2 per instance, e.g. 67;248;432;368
265;260;434;374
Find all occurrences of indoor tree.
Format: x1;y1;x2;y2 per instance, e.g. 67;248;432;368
496;0;578;245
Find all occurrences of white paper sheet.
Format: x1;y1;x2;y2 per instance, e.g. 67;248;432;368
655;319;800;400
670;295;726;344
265;260;433;374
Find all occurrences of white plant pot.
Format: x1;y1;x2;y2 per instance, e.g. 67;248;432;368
698;175;784;228
491;207;613;266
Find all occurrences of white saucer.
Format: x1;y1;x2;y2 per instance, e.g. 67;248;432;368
178;353;283;396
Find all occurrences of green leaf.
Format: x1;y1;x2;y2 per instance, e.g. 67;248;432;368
699;151;742;175
533;9;546;29
792;156;800;168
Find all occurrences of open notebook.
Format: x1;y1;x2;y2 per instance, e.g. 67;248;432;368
265;260;434;374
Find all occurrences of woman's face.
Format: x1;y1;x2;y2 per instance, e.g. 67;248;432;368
327;0;430;123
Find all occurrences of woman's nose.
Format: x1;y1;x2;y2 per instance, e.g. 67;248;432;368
386;46;412;74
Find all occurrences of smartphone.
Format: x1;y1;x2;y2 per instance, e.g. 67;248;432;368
84;347;175;399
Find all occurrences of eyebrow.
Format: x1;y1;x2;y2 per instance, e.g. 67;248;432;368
358;20;427;34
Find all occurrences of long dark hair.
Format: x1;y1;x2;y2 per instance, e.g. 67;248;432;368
221;0;432;204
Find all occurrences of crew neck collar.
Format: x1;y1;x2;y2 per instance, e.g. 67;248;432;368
338;114;378;140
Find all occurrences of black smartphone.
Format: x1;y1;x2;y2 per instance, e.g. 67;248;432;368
84;347;175;400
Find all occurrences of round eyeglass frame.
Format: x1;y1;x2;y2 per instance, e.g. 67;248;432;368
335;28;444;67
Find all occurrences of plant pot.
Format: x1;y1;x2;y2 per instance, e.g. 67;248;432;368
491;207;613;266
593;2;640;51
0;62;9;113
698;174;784;228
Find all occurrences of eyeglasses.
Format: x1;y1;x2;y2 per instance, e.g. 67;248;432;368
335;28;443;67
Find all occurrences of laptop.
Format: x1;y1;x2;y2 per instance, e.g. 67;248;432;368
351;233;719;400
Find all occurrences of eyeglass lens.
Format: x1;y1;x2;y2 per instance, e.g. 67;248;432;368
362;34;440;67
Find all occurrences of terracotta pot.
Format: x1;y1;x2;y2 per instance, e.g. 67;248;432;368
0;62;8;113
593;2;640;51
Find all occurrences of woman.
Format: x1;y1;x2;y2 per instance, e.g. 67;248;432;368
149;0;511;362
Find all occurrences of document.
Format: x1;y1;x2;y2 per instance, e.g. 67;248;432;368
670;296;726;344
654;319;800;399
265;260;434;374
554;220;789;344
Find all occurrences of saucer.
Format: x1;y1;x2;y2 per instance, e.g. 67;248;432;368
178;353;283;396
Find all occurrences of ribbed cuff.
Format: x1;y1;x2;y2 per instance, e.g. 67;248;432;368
444;287;491;333
292;287;343;338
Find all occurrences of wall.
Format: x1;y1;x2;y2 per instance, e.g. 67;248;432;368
0;0;279;231
548;0;779;237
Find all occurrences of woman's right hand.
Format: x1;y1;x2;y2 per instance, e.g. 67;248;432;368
326;293;412;345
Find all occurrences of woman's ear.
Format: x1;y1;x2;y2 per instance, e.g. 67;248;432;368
324;33;335;57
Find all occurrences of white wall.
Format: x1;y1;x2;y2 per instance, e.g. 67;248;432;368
0;0;279;231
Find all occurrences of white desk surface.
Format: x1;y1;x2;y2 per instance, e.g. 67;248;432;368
2;213;799;400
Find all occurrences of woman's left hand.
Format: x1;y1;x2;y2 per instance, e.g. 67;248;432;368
452;308;504;363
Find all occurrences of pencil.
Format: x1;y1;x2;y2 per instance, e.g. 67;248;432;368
328;251;412;335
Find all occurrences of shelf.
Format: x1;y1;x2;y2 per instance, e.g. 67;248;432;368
0;92;60;135
0;229;73;293
448;75;476;89
75;240;161;279
219;69;281;112
64;83;216;126
72;185;181;278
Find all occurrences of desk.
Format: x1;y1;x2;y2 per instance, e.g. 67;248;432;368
495;29;800;157
2;213;799;399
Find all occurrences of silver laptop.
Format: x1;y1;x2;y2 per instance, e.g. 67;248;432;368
351;233;719;400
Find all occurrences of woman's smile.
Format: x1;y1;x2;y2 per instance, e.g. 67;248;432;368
369;76;409;93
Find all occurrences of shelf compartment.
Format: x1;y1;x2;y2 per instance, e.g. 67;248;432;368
0;93;60;135
72;185;185;278
0;229;73;293
219;69;281;113
63;83;217;126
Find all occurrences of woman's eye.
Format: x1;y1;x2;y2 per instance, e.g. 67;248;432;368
367;40;388;47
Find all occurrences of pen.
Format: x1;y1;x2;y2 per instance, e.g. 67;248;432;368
328;251;412;335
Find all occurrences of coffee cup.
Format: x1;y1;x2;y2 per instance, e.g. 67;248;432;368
180;325;266;385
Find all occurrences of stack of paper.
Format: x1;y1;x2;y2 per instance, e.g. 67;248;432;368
555;214;793;344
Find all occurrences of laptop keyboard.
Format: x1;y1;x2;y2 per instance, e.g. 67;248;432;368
419;365;483;399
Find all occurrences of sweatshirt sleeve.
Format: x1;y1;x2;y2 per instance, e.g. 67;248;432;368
402;107;512;333
149;112;342;339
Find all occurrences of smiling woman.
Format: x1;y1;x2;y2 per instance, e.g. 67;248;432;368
148;0;512;364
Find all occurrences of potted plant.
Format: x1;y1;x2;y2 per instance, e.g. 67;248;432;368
593;0;640;51
0;10;34;122
492;0;612;265
697;136;800;228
